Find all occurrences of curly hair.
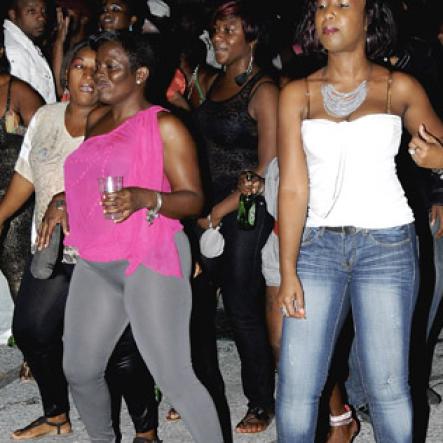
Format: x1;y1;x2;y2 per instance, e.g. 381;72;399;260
297;0;397;59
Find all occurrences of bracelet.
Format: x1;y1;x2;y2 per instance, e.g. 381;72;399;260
54;199;65;210
146;192;162;224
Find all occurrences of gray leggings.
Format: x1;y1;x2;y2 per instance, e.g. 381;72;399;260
63;232;223;442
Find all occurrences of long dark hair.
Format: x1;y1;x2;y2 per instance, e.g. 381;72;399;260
297;0;397;60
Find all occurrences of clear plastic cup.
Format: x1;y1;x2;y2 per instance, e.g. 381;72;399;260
98;176;123;220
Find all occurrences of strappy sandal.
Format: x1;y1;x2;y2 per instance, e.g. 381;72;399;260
235;406;274;433
11;416;72;440
327;405;360;443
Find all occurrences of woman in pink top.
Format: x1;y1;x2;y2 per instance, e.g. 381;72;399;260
62;31;223;443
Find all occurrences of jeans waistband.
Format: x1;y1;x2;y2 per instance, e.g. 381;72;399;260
324;226;361;234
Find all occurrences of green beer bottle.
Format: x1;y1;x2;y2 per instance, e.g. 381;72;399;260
237;171;256;231
237;193;257;230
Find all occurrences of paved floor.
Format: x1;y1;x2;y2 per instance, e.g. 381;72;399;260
0;334;443;443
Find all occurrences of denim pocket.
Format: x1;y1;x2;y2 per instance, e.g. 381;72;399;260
367;224;411;247
301;227;319;246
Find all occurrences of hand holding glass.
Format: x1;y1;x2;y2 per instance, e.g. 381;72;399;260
98;176;123;220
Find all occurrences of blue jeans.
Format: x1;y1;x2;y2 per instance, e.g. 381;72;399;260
276;224;418;443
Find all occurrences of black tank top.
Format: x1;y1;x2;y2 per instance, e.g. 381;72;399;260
193;71;271;204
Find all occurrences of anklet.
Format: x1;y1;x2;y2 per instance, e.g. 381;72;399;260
329;405;353;427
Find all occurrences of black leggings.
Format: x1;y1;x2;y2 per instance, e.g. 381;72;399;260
12;261;157;436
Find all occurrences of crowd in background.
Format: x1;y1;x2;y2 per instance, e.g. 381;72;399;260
0;0;442;442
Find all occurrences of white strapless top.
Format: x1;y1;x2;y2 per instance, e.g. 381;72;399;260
302;114;414;229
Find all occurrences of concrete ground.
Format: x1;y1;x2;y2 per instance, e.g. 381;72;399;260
0;333;443;443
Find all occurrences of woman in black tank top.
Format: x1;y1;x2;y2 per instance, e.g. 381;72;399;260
193;1;279;434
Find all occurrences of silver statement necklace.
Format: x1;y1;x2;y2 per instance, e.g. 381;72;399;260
321;68;370;118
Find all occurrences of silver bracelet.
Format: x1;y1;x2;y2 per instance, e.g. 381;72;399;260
207;213;213;229
146;192;162;224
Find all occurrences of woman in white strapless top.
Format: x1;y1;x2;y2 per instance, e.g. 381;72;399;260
276;1;443;442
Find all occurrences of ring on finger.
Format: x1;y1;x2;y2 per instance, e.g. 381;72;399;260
280;306;289;317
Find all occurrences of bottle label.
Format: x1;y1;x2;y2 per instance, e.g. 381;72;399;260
248;203;256;226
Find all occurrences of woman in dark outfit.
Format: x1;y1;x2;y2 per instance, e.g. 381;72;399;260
193;0;279;433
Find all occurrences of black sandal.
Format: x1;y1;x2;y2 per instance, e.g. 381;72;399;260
11;416;71;440
235;406;274;433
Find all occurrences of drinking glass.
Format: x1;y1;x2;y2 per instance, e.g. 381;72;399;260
98;176;123;220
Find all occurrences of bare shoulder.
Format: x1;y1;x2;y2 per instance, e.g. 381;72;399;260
280;77;311;115
249;74;279;111
390;70;425;99
158;111;190;142
253;75;279;95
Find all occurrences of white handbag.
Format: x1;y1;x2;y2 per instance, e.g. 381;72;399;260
199;218;225;259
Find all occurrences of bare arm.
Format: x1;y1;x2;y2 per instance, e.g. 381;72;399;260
13;79;44;126
36;192;69;250
394;73;443;168
52;8;70;99
0;173;34;233
159;112;204;218
277;80;309;319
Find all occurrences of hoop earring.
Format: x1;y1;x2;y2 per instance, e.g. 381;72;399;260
246;47;254;74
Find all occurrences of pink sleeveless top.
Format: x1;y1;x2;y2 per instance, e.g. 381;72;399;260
64;106;183;277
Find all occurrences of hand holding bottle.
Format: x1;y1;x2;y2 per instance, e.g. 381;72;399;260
237;171;264;230
237;170;264;196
